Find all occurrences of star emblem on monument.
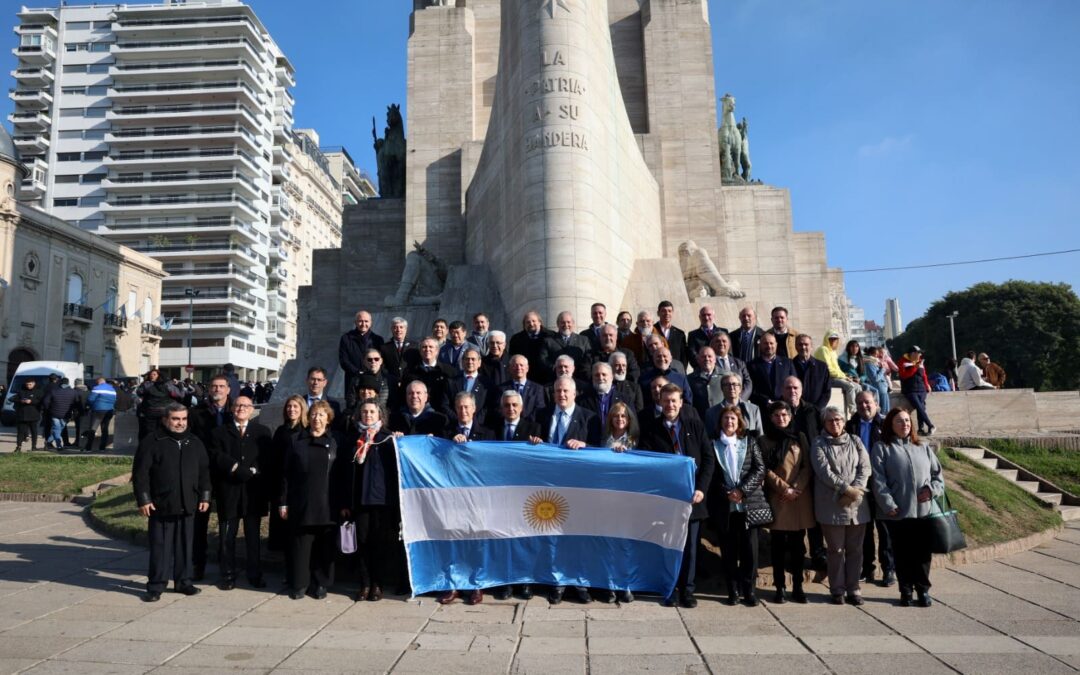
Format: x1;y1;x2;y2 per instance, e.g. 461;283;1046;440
543;0;571;19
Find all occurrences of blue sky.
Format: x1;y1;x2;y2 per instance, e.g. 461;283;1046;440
3;0;1077;326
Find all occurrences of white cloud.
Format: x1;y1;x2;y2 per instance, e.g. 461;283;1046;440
858;134;915;158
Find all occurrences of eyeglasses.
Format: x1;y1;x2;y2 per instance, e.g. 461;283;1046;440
366;357;382;362
233;404;253;409
721;383;741;389
308;377;326;382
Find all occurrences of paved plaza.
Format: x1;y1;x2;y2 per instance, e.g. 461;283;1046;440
0;502;1078;674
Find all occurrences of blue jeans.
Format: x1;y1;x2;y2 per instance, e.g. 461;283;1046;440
49;417;66;447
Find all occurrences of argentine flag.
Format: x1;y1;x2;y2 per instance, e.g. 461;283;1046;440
396;436;696;597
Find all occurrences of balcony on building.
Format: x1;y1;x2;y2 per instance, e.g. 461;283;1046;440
106;101;260;126
8;110;52;132
162;263;265;288
99;215;260;244
102;191;261;220
107;79;261;107
10;66;54;85
103;169;260;199
105;146;260;172
12;41;56;64
19;159;47;199
104;122;261;152
111;12;262;45
141;323;163;340
111;35;263;61
12;132;49;154
129;237;264;266
166;311;259;333
161;286;258;311
103;312;128;332
9;87;53;110
62;302;93;323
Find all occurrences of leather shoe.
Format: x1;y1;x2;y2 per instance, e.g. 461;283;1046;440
899;593;912;607
845;594;864;606
680;592;698;609
618;590;634;603
742;592;759;607
467;589;484;605
249;578;267;589
724;589;739;606
573;587;592;604
355;587;369;602
772;589;786;604
882;570;897;587
289;589;305;600
368;586;383;602
313;586;327;600
547;587;564;605
830;594;844;605
219;579;235;591
143;591;161;603
516;585;534;600
663;593;678;607
176;584;201;596
493;587;512;601
916;591;932;608
437;590;460;605
601;590;617;604
791;587;808;604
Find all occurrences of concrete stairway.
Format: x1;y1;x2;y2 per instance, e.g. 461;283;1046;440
953;447;1080;521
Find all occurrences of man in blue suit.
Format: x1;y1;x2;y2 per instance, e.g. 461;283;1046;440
747;333;796;411
497;355;548;422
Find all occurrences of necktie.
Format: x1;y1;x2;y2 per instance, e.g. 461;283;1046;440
741;331;751;361
505;423;514;441
459;425;468;437
668;424;682;455
563;335;570;345
516;382;524;394
465;376;474;392
238;424;246;437
396;341;403;356
554;411;568;445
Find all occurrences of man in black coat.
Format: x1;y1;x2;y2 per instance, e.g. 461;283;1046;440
780;375;826;572
445;392;495;443
188;373;233;580
301;367;343;419
380;316;418;382
639;383;715;608
579;302;610;351
747;333;796;410
687;304;727;365
577;362;633;426
446;348;494;425
498;355;548;422
401;338;456;417
481;330;509;385
654;300;690;369
132;403;210;602
542;311;593;379
846;391;895;587
487;389;542;443
10;379;43;453
389;380;449;436
208;396;272;590
728;306;765;365
508;311;556;384
589;325;640;384
792;334;832;412
338;310;385;411
41;378;78;451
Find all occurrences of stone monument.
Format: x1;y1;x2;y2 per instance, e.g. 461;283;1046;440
276;0;847;401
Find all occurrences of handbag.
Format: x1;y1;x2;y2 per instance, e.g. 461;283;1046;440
746;503;774;528
339;520;357;555
924;490;967;554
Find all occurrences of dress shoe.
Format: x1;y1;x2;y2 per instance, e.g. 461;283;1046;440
601;590;617;604
724;589;739;606
573;587;592;604
176;584;201;596
437;590;460;605
313;586;327;600
368;586;383;602
680;592;698;609
143;591;161;603
248;578;267;589
830;594;844;605
925;425;936;436
219;579;235;591
467;589;484;605
791;586;808;604
547;587;564;605
860;570;874;583
916;591;932;608
355;587;370;602
493;587;512;601
772;588;787;604
899;593;912;607
845;594;864;606
516;585;533;600
882;570;897;587
663;593;678;607
618;590;634;603
741;592;759;607
289;589;305;600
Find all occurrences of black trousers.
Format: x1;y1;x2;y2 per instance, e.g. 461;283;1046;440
676;520;702;594
148;513;194;592
15;421;38;449
355;505;405;590
807;524;827;566
716;512;758;594
904;392;933;430
192;509;210;572
883;519;932;594
217;515;262;582
862;514;895;576
769;528;806;588
289;524;336;593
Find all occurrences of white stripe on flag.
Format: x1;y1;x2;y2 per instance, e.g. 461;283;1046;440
401;485;690;552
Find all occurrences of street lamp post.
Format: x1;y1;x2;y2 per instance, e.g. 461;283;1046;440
185;288;200;375
946;311;959;362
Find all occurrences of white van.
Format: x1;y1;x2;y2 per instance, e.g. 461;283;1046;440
2;361;85;426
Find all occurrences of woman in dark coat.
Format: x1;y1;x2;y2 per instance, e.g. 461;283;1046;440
137;369;178;441
708;405;768;606
337;399;402;601
267;396;309;554
279;400;338;600
11;379;44;452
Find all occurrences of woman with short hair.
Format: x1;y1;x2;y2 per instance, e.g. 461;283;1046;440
811;406;872;605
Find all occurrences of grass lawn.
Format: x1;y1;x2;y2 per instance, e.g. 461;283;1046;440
0;454;131;497
90;488;147;544
986;439;1080;496
940;447;1062;546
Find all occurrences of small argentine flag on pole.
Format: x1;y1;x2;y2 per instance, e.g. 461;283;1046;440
396;436;696;597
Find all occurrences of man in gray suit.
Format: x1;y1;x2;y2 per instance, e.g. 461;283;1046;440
709;332;752;402
705;373;761;439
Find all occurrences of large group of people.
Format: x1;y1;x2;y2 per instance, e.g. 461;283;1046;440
131;301;949;611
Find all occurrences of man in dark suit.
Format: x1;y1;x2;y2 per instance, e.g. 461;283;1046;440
389;380;448;436
639;383;715;609
544;355;589;405
747;333;796;411
654;300;689;369
710;332;752;402
780;375;826;572
687;304;727;365
508;311;555;384
498;355;548;422
301;367;343;421
531;376;601;604
543;311;592;379
792;334;832;411
338;310;385;412
187;373;232;581
481;330;509;385
402;337;456;417
610;351;644;413
380;316;417;382
208;396;272;590
447;348;494;425
445;392;495;443
577;362;633;425
579;302;610;352
589;324;640;384
846;391;894;587
728;305;765;365
437;321;469;373
640;347;693;409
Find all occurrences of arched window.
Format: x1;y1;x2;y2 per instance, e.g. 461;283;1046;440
125;290;137;317
66;273;83;305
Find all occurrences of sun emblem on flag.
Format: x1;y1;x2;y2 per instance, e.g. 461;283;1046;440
523;490;569;531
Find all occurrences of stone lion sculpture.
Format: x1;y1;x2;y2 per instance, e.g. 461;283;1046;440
678;240;746;300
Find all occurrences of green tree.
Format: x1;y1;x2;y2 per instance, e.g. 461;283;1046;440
888;281;1080;391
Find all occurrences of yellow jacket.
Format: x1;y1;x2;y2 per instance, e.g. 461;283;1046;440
813;330;846;379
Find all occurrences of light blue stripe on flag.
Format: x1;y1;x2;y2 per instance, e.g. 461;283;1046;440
396;436;696;597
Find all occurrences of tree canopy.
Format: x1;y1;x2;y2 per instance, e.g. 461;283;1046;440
887;281;1080;391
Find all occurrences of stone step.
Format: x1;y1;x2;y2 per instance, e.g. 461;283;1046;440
976;457;999;470
1057;505;1080;522
1016;480;1040;494
954;447;986;461
996;468;1020;481
1036;492;1063;505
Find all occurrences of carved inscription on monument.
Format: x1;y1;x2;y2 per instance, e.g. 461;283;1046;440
524;0;588;154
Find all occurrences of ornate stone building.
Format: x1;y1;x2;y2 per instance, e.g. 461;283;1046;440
0;127;164;383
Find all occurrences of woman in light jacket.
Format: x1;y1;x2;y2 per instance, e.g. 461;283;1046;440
810;406;871;605
761;401;814;604
870;408;944;607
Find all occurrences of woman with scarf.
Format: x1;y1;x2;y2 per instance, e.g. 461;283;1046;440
708;405;768;606
337;399;401;602
603;401;640;452
761;401;814;604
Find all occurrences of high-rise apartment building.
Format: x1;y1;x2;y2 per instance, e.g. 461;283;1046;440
8;0;301;381
883;297;903;340
323;145;376;207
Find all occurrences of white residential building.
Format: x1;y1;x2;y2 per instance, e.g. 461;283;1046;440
323;145;376;207
847;304;866;346
884;297;903;340
7;0;299;382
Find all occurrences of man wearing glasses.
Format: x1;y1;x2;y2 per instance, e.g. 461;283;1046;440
303;367;343;421
704;373;762;439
